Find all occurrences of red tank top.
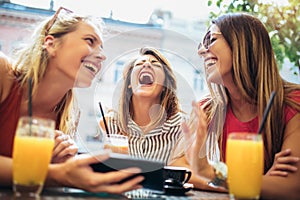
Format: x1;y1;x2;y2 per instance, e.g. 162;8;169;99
0;80;22;157
199;91;300;161
222;90;300;159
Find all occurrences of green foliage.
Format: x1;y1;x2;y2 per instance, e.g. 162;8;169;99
207;0;300;75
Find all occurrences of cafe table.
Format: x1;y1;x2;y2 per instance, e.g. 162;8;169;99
0;186;230;200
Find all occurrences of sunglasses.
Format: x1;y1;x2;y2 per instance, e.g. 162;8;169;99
45;7;73;35
198;31;222;50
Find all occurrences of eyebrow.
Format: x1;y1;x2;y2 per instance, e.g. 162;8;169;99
134;57;159;65
211;32;222;36
141;58;159;62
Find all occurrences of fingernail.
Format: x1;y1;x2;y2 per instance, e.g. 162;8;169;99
126;168;142;173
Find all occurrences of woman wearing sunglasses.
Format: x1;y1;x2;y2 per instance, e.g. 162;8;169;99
0;8;143;194
169;13;300;199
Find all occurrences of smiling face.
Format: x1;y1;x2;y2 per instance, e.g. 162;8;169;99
48;21;106;88
130;54;166;101
198;24;232;86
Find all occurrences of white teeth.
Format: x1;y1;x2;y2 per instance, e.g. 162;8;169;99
84;63;98;73
205;59;217;67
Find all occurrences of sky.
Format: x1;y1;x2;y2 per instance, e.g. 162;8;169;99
11;0;290;24
11;0;219;23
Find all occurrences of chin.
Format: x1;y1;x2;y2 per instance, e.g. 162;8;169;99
75;81;92;88
207;74;224;85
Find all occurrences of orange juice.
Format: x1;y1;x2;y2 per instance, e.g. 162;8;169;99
104;143;129;154
226;133;263;199
104;134;129;154
13;136;54;186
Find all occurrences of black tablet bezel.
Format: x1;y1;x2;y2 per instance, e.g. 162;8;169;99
90;153;165;191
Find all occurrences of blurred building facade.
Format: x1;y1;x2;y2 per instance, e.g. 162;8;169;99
0;0;208;147
1;0;299;150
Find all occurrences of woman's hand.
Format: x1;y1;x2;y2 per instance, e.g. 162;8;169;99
48;153;144;194
182;101;209;173
266;149;299;177
51;130;78;163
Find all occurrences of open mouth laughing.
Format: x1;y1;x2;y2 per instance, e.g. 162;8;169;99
83;62;99;74
139;71;154;85
205;59;217;67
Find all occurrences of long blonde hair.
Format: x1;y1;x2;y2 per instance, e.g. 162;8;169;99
205;13;300;172
12;10;104;136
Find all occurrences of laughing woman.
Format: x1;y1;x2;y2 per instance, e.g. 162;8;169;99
100;47;185;164
0;8;143;193
169;13;300;199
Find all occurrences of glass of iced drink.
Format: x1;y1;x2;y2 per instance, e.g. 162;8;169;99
104;134;129;154
226;132;263;200
12;116;55;198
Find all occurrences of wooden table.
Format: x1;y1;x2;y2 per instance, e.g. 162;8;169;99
0;187;230;199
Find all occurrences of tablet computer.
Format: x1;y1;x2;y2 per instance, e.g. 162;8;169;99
90;153;165;191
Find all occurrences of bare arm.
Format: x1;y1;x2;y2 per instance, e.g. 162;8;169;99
261;113;300;199
169;102;226;192
265;148;299;177
169;154;226;192
0;52;13;103
0;156;13;186
0;152;144;194
46;153;144;194
0;53;14;186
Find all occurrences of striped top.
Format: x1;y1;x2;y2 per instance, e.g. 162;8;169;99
106;111;184;164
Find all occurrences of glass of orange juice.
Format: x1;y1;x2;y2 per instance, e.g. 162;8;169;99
104;134;129;154
226;132;263;199
12;116;55;198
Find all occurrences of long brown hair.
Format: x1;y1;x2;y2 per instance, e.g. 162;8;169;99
208;13;300;172
118;46;180;134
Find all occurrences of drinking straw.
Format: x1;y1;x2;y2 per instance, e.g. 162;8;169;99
98;102;110;136
28;78;32;135
28;78;32;117
257;91;276;134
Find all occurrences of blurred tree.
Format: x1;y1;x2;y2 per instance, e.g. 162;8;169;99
207;0;300;75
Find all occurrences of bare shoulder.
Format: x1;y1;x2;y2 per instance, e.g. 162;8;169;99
0;52;15;103
0;52;11;72
284;113;300;139
281;113;300;197
283;113;300;158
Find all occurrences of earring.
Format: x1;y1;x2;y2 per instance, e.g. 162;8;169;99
128;85;132;89
42;45;46;50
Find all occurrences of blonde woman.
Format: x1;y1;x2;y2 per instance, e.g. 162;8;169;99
0;7;143;193
170;13;300;199
100;47;184;164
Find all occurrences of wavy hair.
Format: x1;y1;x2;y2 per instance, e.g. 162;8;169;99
12;10;104;136
118;47;180;134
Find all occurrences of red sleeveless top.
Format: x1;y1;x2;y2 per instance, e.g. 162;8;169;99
0;80;22;157
222;90;300;159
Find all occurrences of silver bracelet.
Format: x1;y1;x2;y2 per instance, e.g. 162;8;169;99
208;161;228;188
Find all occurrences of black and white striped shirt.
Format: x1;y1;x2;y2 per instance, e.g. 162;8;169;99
106;112;184;164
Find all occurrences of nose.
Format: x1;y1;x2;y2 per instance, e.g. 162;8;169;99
197;43;207;57
93;46;106;61
142;61;151;68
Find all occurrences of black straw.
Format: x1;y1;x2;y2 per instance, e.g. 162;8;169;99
257;91;276;134
28;78;33;135
98;102;110;136
28;78;32;117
